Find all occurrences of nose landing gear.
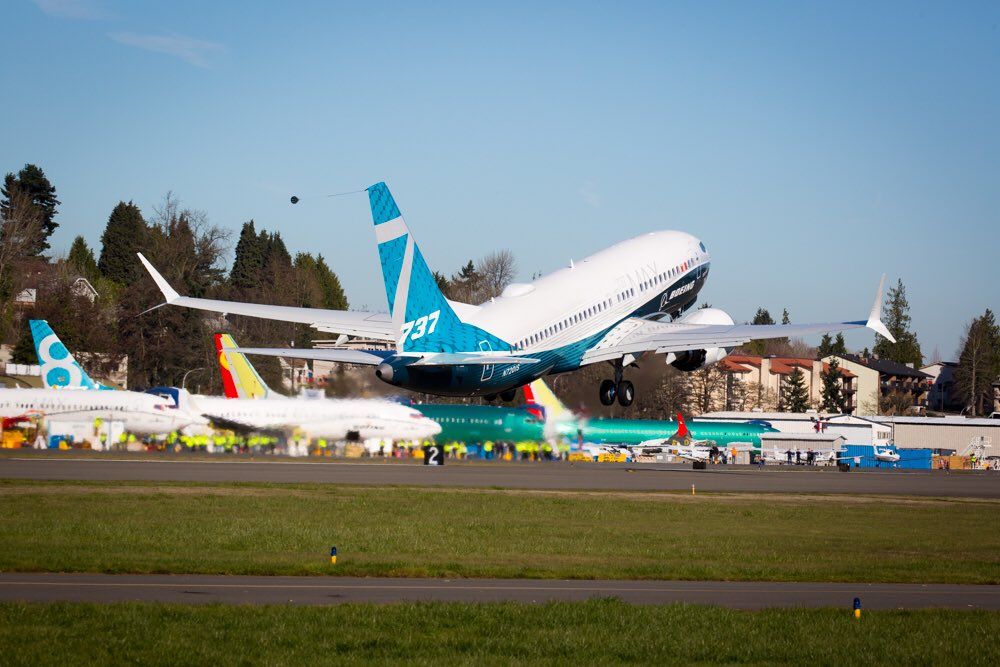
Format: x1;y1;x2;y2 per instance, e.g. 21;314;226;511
598;360;635;407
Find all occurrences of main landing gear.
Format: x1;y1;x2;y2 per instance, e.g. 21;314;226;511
599;360;634;407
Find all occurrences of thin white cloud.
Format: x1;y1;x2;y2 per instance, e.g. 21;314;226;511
109;31;224;68
579;182;601;208
33;0;109;20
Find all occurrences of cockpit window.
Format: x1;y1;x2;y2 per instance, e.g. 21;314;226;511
699;242;706;252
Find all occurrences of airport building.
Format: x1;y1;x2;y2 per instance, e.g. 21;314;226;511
700;409;999;455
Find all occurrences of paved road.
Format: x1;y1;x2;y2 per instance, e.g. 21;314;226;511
0;573;996;609
2;454;998;497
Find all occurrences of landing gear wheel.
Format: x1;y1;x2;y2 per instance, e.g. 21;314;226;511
599;379;617;406
499;388;517;402
616;380;634;407
484;393;498;403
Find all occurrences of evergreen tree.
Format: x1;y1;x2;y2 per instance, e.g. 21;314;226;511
229;220;266;291
832;333;847;355
118;195;226;389
450;260;481;303
817;333;834;358
781;367;810;412
313;254;347;310
873;278;922;367
747;307;774;356
781;309;790;325
67;236;98;282
954;309;1000;416
98;201;146;285
433;271;451;298
818;332;848;358
1;164;59;255
820;358;847;413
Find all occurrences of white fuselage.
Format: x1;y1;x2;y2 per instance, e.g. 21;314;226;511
873;447;901;463
0;388;194;435
190;395;441;442
464;231;709;355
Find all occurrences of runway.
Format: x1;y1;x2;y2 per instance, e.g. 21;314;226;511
2;454;998;497
0;573;996;608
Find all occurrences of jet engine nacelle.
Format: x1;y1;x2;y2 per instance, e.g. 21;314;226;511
666;307;734;372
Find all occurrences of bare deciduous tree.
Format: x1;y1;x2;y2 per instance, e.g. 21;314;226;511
476;249;517;301
0;189;45;338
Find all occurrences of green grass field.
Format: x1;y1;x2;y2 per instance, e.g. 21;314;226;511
2;480;998;583
1;600;998;665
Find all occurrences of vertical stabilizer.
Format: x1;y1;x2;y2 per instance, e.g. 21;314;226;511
523;379;572;423
215;334;273;399
368;182;509;354
30;320;103;390
675;413;690;439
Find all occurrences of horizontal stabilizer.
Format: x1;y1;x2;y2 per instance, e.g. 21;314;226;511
234;347;393;366
409;353;541;366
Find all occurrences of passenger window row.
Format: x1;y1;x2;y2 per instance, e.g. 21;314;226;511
637;259;700;293
512;256;703;351
513;296;616;351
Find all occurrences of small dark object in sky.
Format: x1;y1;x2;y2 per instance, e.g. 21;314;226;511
290;196;299;204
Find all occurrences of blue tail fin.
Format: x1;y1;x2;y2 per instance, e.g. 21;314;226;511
30;320;104;389
368;182;510;354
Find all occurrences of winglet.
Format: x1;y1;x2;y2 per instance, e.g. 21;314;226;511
865;274;895;343
137;253;180;303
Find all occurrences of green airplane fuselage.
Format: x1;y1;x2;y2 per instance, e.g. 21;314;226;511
556;418;777;447
414;404;544;443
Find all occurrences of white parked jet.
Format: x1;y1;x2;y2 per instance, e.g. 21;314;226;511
138;182;895;408
163;333;442;443
0;388;194;436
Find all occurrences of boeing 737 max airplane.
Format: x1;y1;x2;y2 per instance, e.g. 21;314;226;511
138;182;895;407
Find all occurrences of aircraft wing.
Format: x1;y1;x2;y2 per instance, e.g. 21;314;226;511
582;276;895;365
408;353;541;366
201;414;287;437
137;254;395;340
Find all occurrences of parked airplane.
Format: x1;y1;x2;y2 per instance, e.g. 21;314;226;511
3;325;194;435
138;182;895;407
216;333;537;444
522;379;777;446
2;321;195;435
202;334;441;442
872;445;901;464
0;388;196;436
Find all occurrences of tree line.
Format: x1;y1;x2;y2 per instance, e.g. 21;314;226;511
2;162;995;415
1;164;348;394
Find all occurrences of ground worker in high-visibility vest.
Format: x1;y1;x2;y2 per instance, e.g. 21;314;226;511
484;441;494;460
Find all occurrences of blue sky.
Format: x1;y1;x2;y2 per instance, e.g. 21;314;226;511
3;0;998;360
